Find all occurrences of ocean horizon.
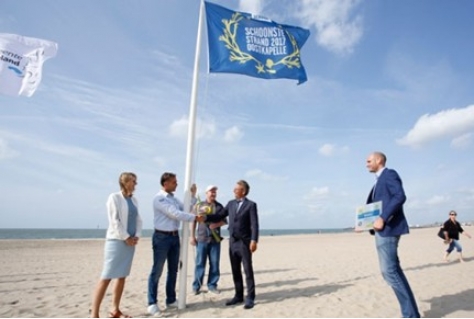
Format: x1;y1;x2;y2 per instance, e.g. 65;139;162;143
0;228;352;240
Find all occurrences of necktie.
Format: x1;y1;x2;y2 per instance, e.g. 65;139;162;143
236;200;242;213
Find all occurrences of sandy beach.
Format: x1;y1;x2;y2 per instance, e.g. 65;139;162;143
1;227;473;318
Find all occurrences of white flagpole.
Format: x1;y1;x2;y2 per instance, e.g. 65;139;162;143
178;0;205;310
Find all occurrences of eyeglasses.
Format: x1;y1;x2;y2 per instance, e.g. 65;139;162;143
450;213;457;216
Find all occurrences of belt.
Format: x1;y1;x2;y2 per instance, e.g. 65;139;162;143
155;229;179;236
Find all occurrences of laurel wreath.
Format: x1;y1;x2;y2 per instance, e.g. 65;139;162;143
219;12;302;74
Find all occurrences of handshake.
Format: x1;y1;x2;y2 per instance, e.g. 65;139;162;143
197;205;212;215
194;204;210;223
194;201;222;242
194;201;212;223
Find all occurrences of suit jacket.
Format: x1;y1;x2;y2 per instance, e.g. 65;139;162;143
367;168;409;237
207;197;259;242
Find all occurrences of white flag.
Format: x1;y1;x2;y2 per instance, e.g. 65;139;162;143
0;33;58;97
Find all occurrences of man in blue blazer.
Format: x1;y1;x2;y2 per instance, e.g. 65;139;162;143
366;152;420;318
206;180;259;309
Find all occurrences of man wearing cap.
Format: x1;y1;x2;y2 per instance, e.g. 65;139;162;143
190;185;227;295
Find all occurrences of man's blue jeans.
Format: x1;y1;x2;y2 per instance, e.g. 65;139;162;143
446;239;462;253
192;241;221;291
375;233;420;318
147;232;180;305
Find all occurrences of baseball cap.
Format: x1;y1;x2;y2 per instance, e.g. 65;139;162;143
205;185;218;192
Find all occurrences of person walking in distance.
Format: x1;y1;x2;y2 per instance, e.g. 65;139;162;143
441;210;471;262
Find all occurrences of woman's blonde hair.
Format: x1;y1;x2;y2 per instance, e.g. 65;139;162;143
119;172;137;192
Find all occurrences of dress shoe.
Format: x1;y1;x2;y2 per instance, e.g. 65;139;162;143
225;297;244;306
244;300;254;309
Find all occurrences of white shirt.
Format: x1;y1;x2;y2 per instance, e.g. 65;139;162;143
372;167;386;199
375;167;386;179
153;190;196;231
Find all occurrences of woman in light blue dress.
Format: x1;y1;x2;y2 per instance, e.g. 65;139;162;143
90;172;143;318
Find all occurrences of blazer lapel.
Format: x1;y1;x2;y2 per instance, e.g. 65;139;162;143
367;188;374;204
231;199;239;216
238;199;247;214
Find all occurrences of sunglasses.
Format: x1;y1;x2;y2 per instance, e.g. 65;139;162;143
450;213;457;216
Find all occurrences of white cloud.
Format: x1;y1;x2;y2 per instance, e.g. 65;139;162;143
451;133;472;149
238;0;264;15
0;138;19;160
397;104;474;147
224;126;244;143
295;0;363;55
153;156;167;167
1;132;101;161
319;143;335;156
303;186;330;214
151;49;181;67
197;119;217;139
425;195;450;206
304;186;330;200
245;169;288;182
169;116;216;139
169;117;193;138
319;143;349;156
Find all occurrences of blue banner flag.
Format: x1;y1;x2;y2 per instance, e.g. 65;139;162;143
205;1;310;84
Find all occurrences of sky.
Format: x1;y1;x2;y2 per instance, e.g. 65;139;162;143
1;0;474;230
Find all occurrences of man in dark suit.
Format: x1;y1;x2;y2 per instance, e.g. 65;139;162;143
366;152;420;318
206;180;259;309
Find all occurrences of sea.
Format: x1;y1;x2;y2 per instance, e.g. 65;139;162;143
0;228;352;240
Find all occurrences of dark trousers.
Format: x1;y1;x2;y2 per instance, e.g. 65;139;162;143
229;237;255;301
147;231;180;305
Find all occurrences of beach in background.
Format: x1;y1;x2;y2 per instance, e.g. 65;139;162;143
0;228;352;240
1;226;473;318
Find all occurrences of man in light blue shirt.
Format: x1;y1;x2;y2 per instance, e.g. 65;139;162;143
147;172;204;316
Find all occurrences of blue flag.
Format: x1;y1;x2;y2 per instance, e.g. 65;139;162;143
205;1;310;84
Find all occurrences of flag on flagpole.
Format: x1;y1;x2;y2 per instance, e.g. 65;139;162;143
0;33;58;97
205;1;310;84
